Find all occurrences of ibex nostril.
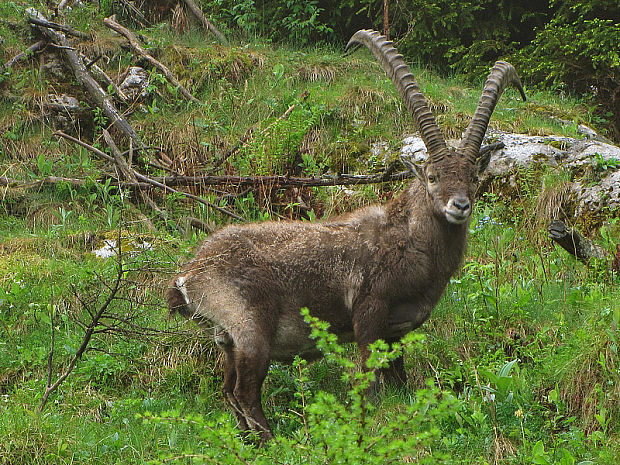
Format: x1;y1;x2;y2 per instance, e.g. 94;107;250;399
454;198;471;212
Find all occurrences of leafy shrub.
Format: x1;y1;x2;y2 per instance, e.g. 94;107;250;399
141;308;457;463
396;0;549;78
516;0;620;139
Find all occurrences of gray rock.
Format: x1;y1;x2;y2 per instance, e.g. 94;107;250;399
399;130;620;218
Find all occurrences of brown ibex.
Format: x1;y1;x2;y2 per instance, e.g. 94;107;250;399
166;30;526;439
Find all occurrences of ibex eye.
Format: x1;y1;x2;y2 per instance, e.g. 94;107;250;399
428;174;438;183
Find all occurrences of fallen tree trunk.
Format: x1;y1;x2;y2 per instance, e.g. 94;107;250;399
27;8;141;149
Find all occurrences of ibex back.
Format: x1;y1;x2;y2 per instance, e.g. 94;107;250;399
166;30;526;440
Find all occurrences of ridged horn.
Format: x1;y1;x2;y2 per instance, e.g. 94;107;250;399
460;61;526;163
347;30;448;161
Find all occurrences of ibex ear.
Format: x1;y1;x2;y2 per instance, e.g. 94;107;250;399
400;155;426;181
477;141;503;174
476;149;492;174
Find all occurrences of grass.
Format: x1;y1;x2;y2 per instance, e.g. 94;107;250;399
1;2;619;464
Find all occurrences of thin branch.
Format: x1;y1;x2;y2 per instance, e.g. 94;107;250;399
0;41;45;72
181;0;228;45
104;16;200;104
39;234;125;412
45;287;55;391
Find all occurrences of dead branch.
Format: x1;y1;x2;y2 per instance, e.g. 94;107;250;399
152;171;414;188
78;52;128;102
103;16;200;104
103;129;160;231
0;175;90;188
549;219;608;263
213;91;310;170
28;16;91;39
181;0;228;45
0;40;45;72
28;8;141;149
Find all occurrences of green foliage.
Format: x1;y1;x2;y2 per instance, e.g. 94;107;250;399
236;102;324;175
396;0;549;78
141;311;455;464
205;0;334;45
516;0;620;136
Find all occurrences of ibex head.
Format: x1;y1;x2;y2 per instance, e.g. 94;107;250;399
348;30;526;225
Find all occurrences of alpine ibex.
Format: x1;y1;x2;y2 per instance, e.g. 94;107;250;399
166;30;526;439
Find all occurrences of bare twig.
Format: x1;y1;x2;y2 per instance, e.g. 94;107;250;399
181;0;228;45
104;16;201;104
0;40;45;72
39;233;125;412
44;287;55;393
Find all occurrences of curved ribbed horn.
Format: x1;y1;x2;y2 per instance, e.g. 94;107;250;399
347;30;448;160
460;61;526;163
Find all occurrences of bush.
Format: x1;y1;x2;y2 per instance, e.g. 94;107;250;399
515;0;620;139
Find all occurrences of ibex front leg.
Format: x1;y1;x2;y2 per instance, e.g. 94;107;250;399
352;298;391;394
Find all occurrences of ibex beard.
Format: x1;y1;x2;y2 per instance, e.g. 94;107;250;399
166;29;526;440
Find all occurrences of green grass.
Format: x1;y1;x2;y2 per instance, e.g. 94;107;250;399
1;3;618;464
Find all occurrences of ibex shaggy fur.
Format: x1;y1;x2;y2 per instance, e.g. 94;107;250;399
166;30;526;440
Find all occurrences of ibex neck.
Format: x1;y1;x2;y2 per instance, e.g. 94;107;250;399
389;181;470;267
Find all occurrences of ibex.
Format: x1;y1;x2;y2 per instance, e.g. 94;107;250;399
166;30;526;439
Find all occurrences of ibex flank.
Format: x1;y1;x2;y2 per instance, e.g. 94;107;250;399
166;29;526;440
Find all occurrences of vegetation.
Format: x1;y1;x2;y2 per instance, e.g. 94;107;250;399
0;1;618;464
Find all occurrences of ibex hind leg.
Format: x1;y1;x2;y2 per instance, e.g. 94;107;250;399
232;339;274;441
221;346;249;431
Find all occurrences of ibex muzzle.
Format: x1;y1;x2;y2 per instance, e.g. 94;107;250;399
166;30;525;440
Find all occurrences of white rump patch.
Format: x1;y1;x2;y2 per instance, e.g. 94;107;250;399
175;276;190;305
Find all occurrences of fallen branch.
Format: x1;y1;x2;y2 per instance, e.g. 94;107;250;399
79;52;128;101
28;8;141;148
549;219;608;263
181;0;228;45
0;40;45;72
55;131;243;221
104;16;200;104
28;15;90;39
151;171;414;188
0;175;90;188
103;129;161;231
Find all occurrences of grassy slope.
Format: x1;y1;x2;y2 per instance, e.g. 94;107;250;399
1;2;618;464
